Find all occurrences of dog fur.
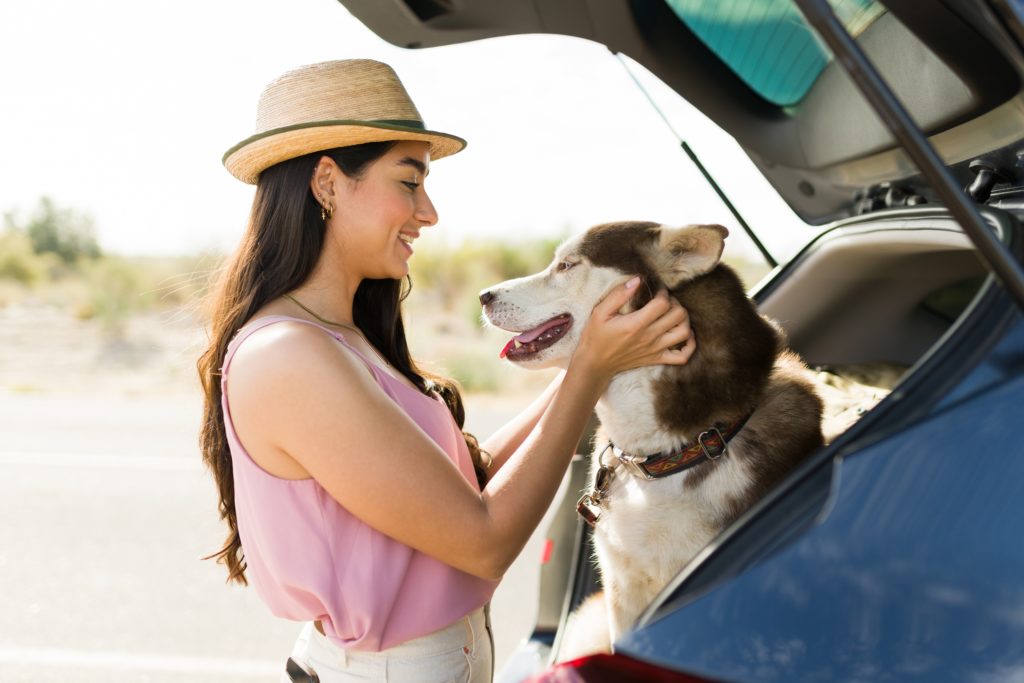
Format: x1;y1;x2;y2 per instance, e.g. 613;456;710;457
480;221;824;659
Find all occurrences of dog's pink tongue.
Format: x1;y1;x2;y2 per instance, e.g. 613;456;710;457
499;318;567;359
516;318;566;343
501;319;573;360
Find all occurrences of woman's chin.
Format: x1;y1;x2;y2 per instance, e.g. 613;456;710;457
382;263;410;280
359;260;409;281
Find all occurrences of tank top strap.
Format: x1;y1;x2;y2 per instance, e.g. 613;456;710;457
222;315;378;380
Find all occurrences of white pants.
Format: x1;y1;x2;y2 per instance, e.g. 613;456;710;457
281;606;493;683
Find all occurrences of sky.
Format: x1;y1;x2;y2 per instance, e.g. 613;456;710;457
0;0;814;264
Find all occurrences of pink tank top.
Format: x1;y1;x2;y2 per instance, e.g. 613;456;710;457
221;315;497;652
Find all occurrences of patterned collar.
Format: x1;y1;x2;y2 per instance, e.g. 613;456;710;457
577;416;750;526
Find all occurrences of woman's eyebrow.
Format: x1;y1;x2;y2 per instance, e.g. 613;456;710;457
396;157;428;176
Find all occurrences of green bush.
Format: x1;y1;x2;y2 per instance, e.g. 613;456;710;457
22;197;101;265
0;229;44;284
409;235;566;326
132;253;221;309
76;257;150;331
440;348;502;394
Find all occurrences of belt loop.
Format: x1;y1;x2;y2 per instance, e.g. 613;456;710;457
462;613;476;680
463;612;475;655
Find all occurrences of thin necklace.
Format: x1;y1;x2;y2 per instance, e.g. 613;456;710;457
283;293;392;368
283;293;357;330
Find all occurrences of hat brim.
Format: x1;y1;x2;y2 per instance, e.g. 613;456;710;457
223;120;467;184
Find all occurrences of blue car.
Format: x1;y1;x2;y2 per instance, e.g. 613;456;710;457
339;0;1024;680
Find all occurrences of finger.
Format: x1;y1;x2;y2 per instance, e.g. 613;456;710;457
660;333;697;365
652;322;692;358
593;276;641;319
627;288;673;326
647;302;689;338
630;299;688;344
669;297;688;322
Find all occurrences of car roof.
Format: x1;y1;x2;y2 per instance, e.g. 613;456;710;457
336;0;1024;225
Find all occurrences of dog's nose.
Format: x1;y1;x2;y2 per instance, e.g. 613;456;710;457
479;290;495;306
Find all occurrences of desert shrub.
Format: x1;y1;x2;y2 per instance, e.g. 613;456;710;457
19;197;101;265
409;234;566;326
440;347;502;393
133;253;222;309
0;229;45;284
76;257;150;331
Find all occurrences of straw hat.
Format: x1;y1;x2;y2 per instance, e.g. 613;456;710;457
223;60;466;184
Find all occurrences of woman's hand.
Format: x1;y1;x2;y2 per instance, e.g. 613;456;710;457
572;276;695;382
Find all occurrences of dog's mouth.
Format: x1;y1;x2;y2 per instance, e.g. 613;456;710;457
499;315;573;361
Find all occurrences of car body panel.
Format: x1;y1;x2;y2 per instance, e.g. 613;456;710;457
617;333;1024;681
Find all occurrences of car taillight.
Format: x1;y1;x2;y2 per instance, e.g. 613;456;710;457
525;652;722;682
540;538;554;564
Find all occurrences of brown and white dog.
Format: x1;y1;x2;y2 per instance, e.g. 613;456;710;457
480;221;824;659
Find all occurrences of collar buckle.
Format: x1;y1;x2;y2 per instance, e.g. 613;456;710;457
697;427;728;460
621;457;655;480
611;444;655;480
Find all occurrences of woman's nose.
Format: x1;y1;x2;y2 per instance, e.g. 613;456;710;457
416;190;438;227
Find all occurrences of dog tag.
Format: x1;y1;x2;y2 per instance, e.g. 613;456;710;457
577;465;615;526
577;494;601;526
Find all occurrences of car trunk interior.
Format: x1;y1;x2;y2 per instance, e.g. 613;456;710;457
760;222;983;368
755;210;990;442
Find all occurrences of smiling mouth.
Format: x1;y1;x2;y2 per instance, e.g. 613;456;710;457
500;315;573;360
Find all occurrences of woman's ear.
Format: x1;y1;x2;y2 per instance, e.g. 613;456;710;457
652;224;729;288
309;157;336;206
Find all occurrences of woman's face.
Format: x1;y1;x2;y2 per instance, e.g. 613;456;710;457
328;141;438;281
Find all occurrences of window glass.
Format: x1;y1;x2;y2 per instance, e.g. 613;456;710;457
665;0;885;106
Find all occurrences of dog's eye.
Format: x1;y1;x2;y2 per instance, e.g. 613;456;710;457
556;260;577;273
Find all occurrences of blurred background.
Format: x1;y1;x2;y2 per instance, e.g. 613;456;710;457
0;0;797;680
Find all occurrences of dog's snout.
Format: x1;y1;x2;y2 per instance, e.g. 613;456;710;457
479;290;496;306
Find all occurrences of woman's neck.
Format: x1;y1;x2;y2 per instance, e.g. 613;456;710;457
293;255;362;325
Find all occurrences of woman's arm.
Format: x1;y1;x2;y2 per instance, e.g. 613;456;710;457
479;370;564;475
229;281;693;581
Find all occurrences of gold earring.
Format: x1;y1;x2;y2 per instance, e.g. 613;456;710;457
321;203;334;221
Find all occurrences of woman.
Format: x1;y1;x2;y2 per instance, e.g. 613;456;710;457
199;59;695;683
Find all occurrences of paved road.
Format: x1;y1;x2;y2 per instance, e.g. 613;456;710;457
0;391;561;682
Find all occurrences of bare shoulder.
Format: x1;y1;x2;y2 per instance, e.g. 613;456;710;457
229;320;372;394
225;320;380;478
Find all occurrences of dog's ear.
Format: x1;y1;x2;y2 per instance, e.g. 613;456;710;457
653;224;728;287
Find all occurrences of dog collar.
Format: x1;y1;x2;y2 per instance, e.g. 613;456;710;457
611;416;749;480
576;417;749;527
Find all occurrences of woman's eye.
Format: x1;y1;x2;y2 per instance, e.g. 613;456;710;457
402;181;421;191
556;260;577;272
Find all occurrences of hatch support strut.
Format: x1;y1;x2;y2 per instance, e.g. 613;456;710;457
615;54;778;269
794;0;1024;310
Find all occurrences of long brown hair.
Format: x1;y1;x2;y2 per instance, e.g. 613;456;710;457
198;142;487;585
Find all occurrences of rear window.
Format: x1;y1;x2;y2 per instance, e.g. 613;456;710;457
665;0;885;106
